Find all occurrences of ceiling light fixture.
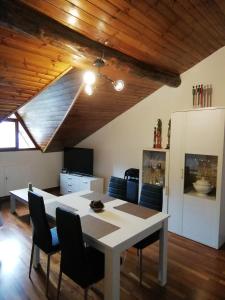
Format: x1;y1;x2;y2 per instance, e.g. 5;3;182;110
83;56;125;96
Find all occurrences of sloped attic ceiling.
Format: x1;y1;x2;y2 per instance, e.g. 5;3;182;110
1;0;225;151
18;69;83;151
0;25;71;121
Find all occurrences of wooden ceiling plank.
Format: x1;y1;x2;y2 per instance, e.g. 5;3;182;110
159;0;223;51
0;82;40;91
93;0;205;62
177;0;224;43
22;1;186;71
0;73;50;85
190;0;225;38
43;82;84;152
0;78;46;88
0;44;69;71
0;53;68;75
0;68;55;81
0;58;63;77
48;0;198;68
0;33;89;69
119;0;221;55
105;0;216;57
0;0;181;87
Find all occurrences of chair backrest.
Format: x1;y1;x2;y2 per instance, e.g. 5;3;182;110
124;168;139;181
56;207;86;282
140;183;163;211
126;180;139;204
28;191;52;252
107;176;127;200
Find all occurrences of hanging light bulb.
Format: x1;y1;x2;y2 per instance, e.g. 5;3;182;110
84;84;94;96
83;71;96;85
113;80;125;91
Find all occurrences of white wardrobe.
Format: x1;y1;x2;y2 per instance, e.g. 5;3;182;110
168;107;225;249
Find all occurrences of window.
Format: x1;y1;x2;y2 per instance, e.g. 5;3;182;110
0;121;16;148
0;115;36;150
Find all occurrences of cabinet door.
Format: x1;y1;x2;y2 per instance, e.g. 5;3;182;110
60;174;68;195
185;109;224;155
4;165;31;195
182;194;218;248
71;176;81;192
168;112;186;234
79;177;91;191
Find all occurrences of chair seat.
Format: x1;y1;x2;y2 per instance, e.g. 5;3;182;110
50;227;60;250
133;230;160;249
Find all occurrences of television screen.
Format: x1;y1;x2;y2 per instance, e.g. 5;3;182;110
64;147;93;175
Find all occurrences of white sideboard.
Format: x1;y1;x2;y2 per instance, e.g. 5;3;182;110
60;173;103;195
168;107;225;249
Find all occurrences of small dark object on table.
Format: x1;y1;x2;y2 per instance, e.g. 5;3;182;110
90;200;104;212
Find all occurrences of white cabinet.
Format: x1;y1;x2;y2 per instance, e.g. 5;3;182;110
168;108;225;248
141;149;169;213
0;164;31;196
60;173;103;195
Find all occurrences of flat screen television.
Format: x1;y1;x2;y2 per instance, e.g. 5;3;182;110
64;147;94;176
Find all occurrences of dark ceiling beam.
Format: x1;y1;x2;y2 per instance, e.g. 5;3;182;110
0;0;181;87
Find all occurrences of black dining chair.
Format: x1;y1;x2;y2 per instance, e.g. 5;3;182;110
56;207;105;300
133;183;163;284
107;176;127;200
28;191;60;296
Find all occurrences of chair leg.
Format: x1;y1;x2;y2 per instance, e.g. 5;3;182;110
46;254;51;296
29;242;34;280
139;249;143;285
57;269;62;300
84;287;89;300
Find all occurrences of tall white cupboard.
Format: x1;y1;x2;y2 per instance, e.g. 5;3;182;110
168;107;225;249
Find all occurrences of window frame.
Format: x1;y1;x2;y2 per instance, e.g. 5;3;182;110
0;117;38;152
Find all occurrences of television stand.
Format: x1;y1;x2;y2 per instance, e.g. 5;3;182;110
60;173;103;195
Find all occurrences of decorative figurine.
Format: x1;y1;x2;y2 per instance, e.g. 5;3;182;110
153;127;157;148
166;119;171;149
192;84;213;108
156;119;162;148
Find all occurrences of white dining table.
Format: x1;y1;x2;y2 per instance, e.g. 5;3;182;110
45;190;169;300
10;188;169;300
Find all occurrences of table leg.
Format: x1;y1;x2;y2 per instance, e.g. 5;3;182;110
10;194;16;214
104;248;120;300
158;218;168;286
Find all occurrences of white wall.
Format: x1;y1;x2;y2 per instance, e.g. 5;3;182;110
0;150;63;196
78;47;225;189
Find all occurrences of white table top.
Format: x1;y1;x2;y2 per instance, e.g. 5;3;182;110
10;187;57;203
45;190;169;251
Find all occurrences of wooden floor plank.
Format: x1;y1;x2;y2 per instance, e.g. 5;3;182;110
1;199;225;300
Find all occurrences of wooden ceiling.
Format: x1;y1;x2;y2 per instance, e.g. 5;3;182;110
18;69;83;150
1;0;225;150
0;26;71;121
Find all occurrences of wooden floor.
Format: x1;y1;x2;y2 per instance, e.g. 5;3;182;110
1;201;225;300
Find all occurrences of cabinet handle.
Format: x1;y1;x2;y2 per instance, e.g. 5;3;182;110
181;168;184;179
68;184;72;187
82;181;88;184
68;190;72;193
165;186;169;196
